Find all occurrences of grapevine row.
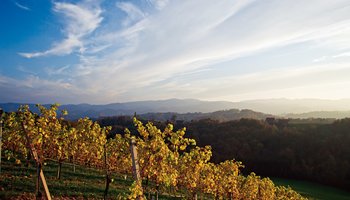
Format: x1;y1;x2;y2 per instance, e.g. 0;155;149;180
1;104;306;200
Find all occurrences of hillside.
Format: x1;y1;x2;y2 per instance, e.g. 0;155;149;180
0;99;236;119
284;111;350;119
1;98;350;120
139;109;273;122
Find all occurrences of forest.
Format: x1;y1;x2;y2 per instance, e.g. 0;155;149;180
99;115;350;192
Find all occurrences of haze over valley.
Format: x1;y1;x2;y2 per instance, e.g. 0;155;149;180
2;98;350;120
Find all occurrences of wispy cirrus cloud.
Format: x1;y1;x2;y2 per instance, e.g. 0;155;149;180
313;50;350;63
146;0;169;10
0;74;79;103
19;0;103;58
72;0;350;102
333;51;350;58
14;1;30;11
7;0;350;104
44;65;70;76
117;2;146;26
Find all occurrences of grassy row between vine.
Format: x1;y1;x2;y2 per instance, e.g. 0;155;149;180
2;157;350;199
0;158;183;199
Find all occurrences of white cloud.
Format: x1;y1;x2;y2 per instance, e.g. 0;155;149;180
11;0;350;103
146;0;169;10
45;65;70;76
0;74;82;103
17;66;37;75
19;0;103;58
161;63;350;102
80;1;348;97
313;56;329;63
54;1;103;37
117;2;145;26
14;2;30;11
19;36;82;58
333;51;350;58
312;50;350;63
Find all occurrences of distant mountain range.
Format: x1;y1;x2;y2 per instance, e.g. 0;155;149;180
1;98;350;120
139;109;273;122
0;99;237;119
283;111;350;119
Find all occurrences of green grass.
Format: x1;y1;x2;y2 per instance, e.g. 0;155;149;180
3;157;350;200
0;158;181;199
0;159;122;199
271;177;350;200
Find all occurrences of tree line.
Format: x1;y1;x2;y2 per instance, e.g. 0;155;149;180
99;115;350;192
183;118;350;191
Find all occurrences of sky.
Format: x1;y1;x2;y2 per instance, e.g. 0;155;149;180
0;0;350;104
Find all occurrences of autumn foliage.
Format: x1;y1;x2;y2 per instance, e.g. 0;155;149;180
1;104;306;199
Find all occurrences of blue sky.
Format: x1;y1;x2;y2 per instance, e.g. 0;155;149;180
1;0;350;104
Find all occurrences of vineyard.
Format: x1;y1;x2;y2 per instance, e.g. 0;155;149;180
0;104;306;199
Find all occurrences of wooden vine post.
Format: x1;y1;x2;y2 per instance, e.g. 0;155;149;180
31;147;51;200
103;144;111;200
22;120;52;200
130;137;143;200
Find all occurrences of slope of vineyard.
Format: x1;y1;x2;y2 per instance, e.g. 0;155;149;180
0;104;306;199
0;159;136;199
